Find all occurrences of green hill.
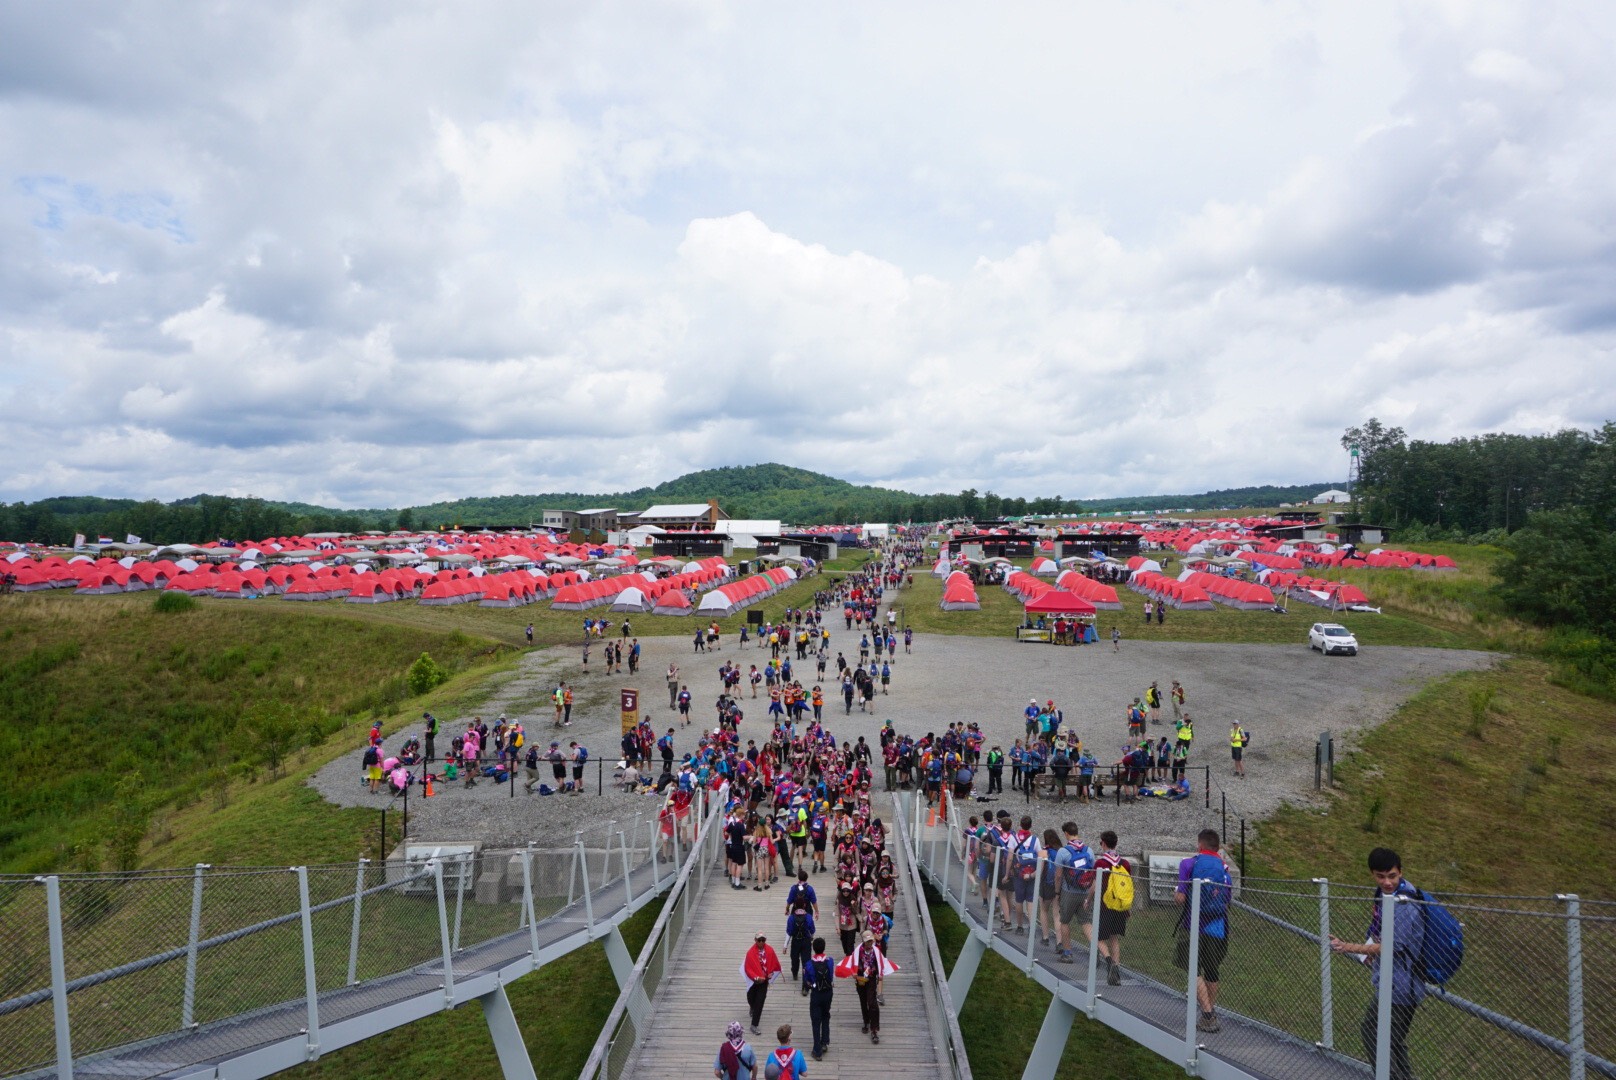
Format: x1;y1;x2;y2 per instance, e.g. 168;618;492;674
3;466;1345;543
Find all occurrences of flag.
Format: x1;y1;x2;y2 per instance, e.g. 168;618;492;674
97;536;114;544
126;534;141;544
73;533;86;549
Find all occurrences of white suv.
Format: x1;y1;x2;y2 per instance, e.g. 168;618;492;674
1309;623;1358;656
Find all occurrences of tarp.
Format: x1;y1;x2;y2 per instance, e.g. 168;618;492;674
1023;590;1096;616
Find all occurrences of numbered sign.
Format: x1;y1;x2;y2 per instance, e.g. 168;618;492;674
620;688;639;734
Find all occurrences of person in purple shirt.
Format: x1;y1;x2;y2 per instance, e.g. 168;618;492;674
1330;847;1427;1080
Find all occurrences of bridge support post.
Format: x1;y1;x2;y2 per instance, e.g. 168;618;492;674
1085;869;1105;1017
435;860;456;1007
522;847;540;962
1564;894;1586;1080
478;985;539;1080
1316;878;1333;1049
947;931;987;1008
1373;889;1395;1080
348;859;368;986
1184;879;1203;1073
43;875;74;1080
296;866;321;1060
605;926;651;1028
182;863;209;1028
1019;993;1076;1080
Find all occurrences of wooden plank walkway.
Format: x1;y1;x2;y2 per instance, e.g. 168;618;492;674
625;799;944;1078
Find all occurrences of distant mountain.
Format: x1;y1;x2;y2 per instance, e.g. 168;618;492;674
3;467;1345;546
1077;483;1346;513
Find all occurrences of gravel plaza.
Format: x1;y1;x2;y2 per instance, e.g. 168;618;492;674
313;621;1495;858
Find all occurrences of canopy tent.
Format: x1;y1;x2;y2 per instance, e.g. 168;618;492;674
1022;590;1096;616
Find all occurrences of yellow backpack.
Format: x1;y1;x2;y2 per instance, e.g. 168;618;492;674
1102;863;1135;911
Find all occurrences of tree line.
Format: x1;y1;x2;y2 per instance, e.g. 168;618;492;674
1346;418;1616;644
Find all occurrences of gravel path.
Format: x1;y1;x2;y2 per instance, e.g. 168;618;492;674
309;613;1495;857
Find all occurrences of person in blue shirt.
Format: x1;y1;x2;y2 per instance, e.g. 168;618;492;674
785;903;816;983
1053;822;1095;962
1176;829;1233;1033
1330;847;1427;1080
765;1025;807;1078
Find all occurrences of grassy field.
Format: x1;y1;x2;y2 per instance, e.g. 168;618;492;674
0;593;510;873
896;563;1475;648
1251;655;1616;896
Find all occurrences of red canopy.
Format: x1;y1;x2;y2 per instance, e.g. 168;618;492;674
1023;591;1096;615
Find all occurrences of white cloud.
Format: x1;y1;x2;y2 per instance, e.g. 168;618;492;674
0;1;1614;509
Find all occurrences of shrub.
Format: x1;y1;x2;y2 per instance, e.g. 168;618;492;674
152;591;197;613
406;652;449;696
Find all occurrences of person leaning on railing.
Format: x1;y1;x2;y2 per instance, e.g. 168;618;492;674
1329;848;1426;1080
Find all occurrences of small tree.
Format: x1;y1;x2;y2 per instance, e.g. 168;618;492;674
407;652;449;696
246;702;301;778
106;774;150;872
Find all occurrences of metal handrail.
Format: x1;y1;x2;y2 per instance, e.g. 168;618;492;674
577;791;722;1080
0;864;435;1019
892;794;973;1080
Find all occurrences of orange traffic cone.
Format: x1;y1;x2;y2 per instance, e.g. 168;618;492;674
424;776;435;797
927;802;938;827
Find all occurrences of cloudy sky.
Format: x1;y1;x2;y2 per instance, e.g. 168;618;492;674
2;1;1614;508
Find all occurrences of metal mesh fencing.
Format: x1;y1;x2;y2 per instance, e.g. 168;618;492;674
0;878;49;1077
903;802;1616;1080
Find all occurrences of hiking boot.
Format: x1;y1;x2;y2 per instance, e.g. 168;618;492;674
1197;1013;1221;1033
1058;950;1074;964
1108;962;1122;986
871;1031;879;1044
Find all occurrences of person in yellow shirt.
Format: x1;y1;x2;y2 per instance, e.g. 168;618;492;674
1229;722;1250;778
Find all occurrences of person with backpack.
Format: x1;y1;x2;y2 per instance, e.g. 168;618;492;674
1330;848;1435;1080
1036;828;1063;946
569;741;588;795
1092;830;1132;985
801;937;835;1060
1009;814;1042;932
763;1024;806;1079
741;932;782;1036
1053;822;1096;963
785;869;819;920
1230;722;1251;779
523;742;541;793
713;1019;757;1080
786;903;816;984
1176;829;1234;1033
423;711;439;762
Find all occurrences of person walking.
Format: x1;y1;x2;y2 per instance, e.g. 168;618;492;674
741;932;782;1035
765;1026;807;1080
842;930;894;1044
1111;626;1121;652
1176;829;1234;1033
1170;679;1186;721
1092;830;1132;985
1330;848;1428;1080
802;938;835;1060
1230;722;1250;778
713;1020;757;1080
1053;821;1095;963
786;903;815;984
668;663;681;709
524;622;533;645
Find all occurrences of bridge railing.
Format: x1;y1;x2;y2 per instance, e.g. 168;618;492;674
903;794;1616;1080
0;814;662;1080
578;792;726;1080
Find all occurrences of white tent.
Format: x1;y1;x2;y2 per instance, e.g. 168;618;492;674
610;586;652;613
697;591;738;617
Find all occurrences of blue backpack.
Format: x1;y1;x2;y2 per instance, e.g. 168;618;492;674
1411;886;1465;985
1191;854;1232;917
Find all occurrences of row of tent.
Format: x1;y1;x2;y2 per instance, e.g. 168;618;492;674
1259;572;1372;608
1176;571;1277;610
694;567;799;617
1127;571;1215;610
4;554;741;614
1003;570;1123;611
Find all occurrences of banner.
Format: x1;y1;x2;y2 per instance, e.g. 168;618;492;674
620;688;639;735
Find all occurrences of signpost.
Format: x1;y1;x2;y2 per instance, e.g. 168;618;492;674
620;688;639;735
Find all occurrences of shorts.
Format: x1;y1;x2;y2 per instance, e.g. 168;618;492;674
572;766;585;781
1199;933;1228;981
367;765;382;781
1059;889;1089;925
1098;906;1130;940
1231;747;1243;761
1040;879;1059;902
1014;875;1036;904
